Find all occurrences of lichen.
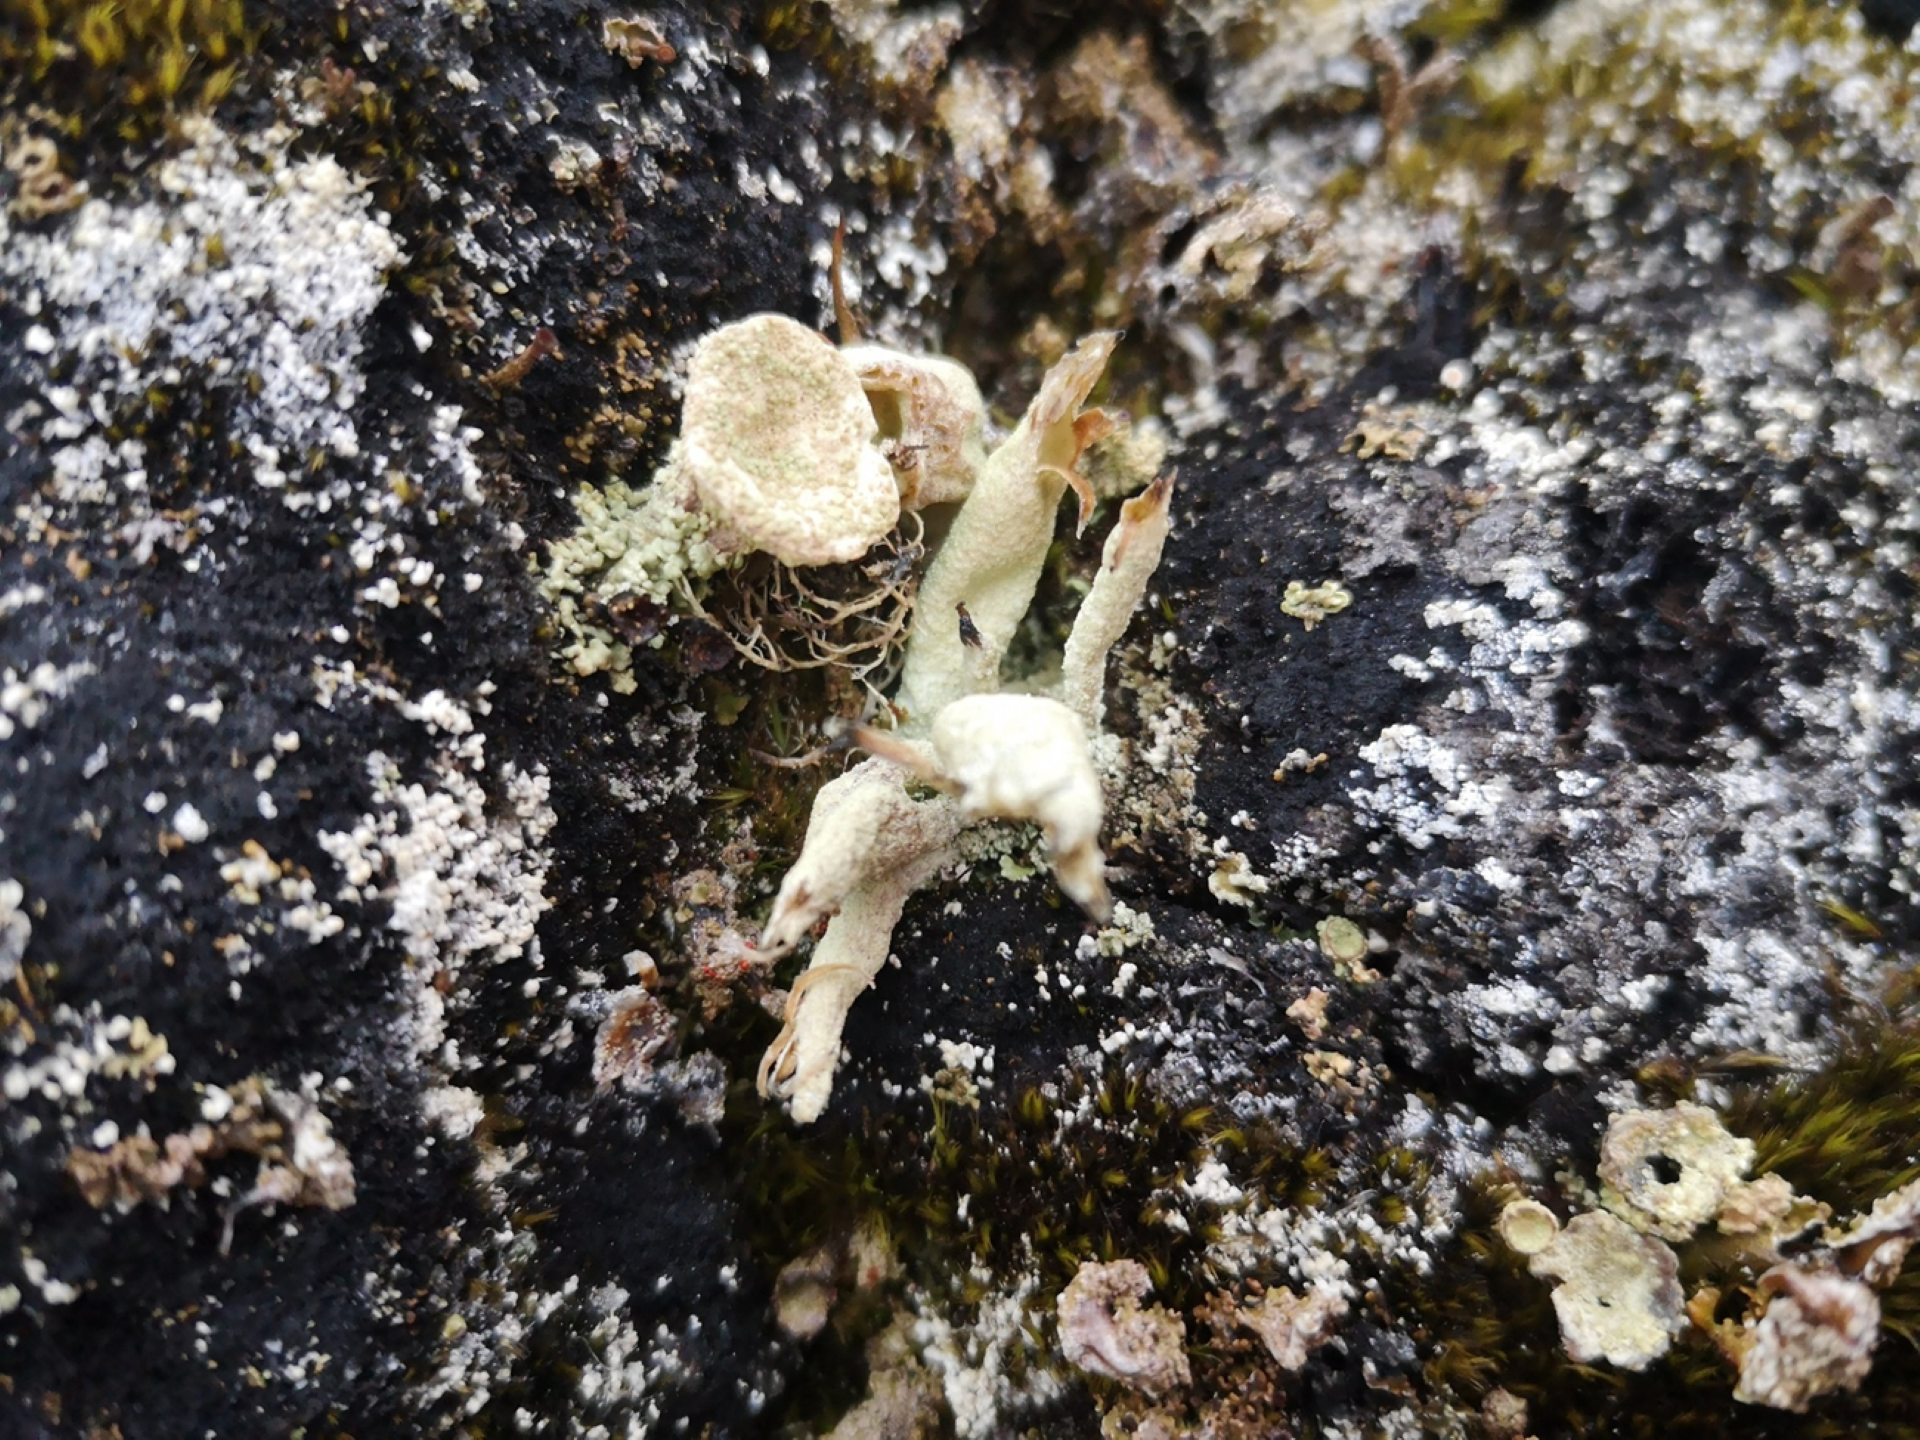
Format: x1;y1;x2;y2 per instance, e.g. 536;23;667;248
65;1075;355;1254
1279;579;1353;632
1599;1102;1758;1241
1730;1263;1880;1412
541;474;722;686
1056;1258;1191;1395
1232;1285;1347;1372
679;313;902;567
745;334;1171;1124
1524;1210;1686;1371
541;308;994;692
1494;1198;1560;1257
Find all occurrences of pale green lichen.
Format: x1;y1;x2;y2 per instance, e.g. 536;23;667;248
754;339;1173;1123
1315;916;1367;966
1524;1210;1685;1371
1207;841;1270;908
1316;915;1380;984
680;314;901;567
1093;900;1155;959
1495;1198;1561;1257
894;332;1119;723
540;472;722;690
1280;578;1351;632
1599;1102;1757;1241
541;311;995;688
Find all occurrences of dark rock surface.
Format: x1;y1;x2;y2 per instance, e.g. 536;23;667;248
3;0;1918;1436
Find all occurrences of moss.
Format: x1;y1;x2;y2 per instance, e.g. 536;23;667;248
758;0;859;77
1394;1012;1920;1435
710;1036;1433;1430
707;672;846;863
1728;1017;1920;1217
0;0;257;142
1377;0;1920;378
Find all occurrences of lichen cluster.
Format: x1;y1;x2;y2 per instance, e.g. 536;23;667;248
10;0;1920;1433
1395;1007;1920;1435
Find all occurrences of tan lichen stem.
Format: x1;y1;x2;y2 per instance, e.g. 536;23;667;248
895;332;1119;724
1060;471;1176;729
758;842;953;1123
831;219;862;345
759;756;961;956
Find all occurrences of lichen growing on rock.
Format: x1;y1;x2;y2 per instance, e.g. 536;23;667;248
1730;1262;1880;1412
1524;1210;1687;1371
751;337;1173;1122
10;0;1920;1433
1055;1257;1192;1395
1599;1101;1760;1241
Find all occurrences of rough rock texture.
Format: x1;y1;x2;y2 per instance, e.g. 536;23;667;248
4;0;1920;1436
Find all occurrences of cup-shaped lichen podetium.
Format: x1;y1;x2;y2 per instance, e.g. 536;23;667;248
679;313;901;568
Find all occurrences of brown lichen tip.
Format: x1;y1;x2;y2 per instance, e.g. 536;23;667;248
1109;469;1175;568
1033;335;1122;536
480;327;559;392
1033;330;1120;429
602;15;675;66
830;217;861;344
1058;471;1175;729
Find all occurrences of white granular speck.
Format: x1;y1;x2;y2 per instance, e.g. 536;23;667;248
171;803;210;843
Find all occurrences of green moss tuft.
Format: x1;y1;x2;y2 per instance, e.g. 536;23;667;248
1;0;256;140
1726;1019;1920;1209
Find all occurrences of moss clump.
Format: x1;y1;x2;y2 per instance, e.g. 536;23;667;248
1726;1019;1920;1210
1380;0;1920;369
0;0;256;140
717;1050;1418;1431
